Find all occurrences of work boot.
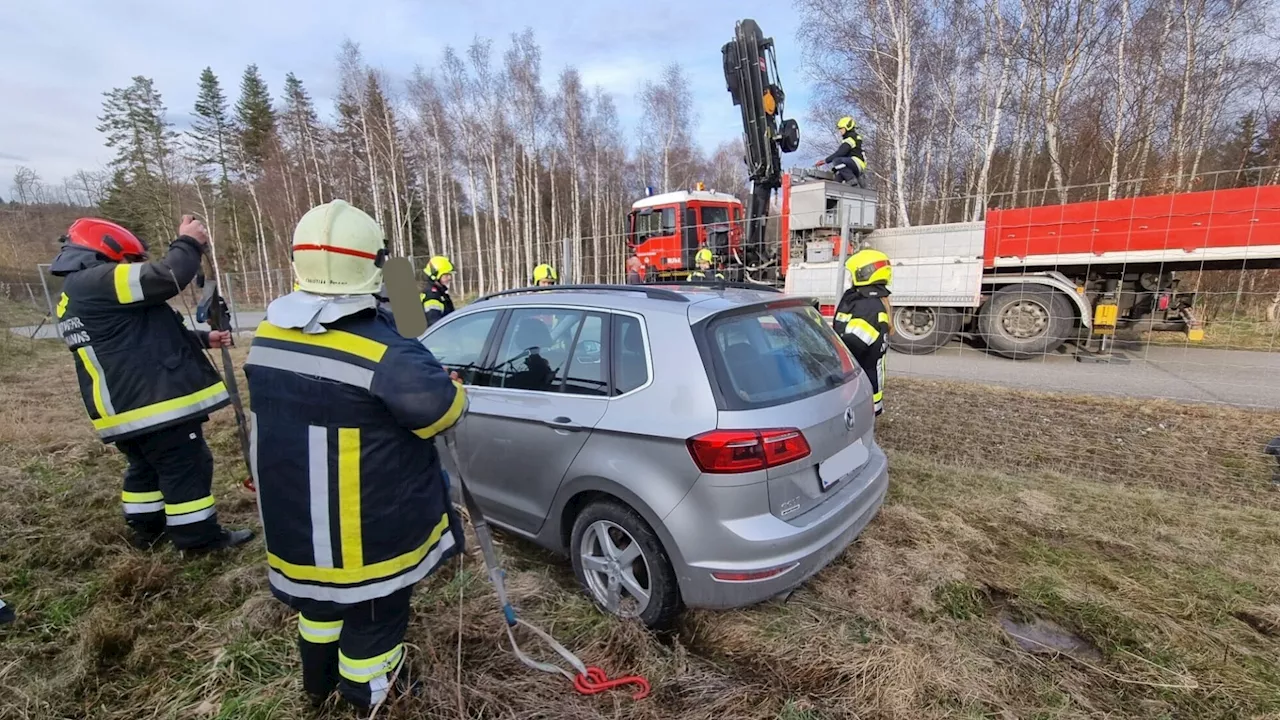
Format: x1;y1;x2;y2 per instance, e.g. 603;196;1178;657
185;528;255;554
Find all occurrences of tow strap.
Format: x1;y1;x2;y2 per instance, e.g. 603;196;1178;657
441;433;650;701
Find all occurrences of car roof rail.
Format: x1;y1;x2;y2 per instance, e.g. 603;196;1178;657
675;278;785;293
475;283;691;303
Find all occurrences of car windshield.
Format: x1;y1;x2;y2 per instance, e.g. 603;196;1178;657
706;304;857;409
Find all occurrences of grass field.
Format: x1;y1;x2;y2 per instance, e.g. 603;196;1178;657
1;336;1278;719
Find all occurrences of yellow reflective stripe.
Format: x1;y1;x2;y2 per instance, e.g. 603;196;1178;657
873;390;883;401
267;513;451;585
412;382;466;439
254;322;387;363
113;264;143;304
338;428;363;570
165;495;215;516
77;347;108;418
834;312;852;323
339;645;404;682
122;490;164;503
298;614;343;644
878;311;889;325
56;292;69;318
424;299;445;311
848;318;880;345
91;382;228;432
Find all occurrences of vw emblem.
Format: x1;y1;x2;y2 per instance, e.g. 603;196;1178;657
843;407;856;431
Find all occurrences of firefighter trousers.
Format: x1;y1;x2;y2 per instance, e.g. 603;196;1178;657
289;585;414;710
116;420;223;549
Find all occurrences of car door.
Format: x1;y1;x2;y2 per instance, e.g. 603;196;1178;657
458;306;610;535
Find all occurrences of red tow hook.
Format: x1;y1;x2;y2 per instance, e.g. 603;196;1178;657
573;666;651;700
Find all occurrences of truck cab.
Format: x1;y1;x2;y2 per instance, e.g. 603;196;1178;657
628;189;744;278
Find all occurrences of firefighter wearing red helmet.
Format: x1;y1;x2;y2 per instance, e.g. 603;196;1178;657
49;215;253;553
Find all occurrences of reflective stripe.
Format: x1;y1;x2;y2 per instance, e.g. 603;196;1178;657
93;383;229;439
878;311;889;325
339;644;404;683
165;495;215;516
123;501;164;514
834;312;852;323
123;490;164;503
423;299;445;311
56;292;69;318
298;614;342;644
269;513;452;586
77;346;116;417
308;426;334;568
267;525;456;603
845;318;879;346
113;264;144;304
254;322;387;363
411;382;466;439
246;346;374;390
167;506;215;526
368;674;391;706
852;156;867;171
338;428;363;569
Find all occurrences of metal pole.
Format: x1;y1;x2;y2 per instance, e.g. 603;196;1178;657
224;273;241;332
834;201;852;301
37;263;55;317
561;237;574;284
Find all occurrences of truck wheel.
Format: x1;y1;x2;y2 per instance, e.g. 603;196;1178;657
887;306;961;355
570;499;683;630
978;285;1075;360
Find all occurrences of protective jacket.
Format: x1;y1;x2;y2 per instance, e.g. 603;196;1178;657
825;133;868;171
420;282;454;326
688;270;725;281
244;300;467;604
834;284;890;415
49;239;229;442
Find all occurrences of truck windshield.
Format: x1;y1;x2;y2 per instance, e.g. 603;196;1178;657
704;304;857;410
632;207;676;243
701;206;729;227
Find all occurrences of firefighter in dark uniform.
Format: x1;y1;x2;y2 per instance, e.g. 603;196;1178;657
687;248;725;281
532;263;558;286
420;255;455;326
49;216;253;552
815;116;867;187
245;200;467;711
834;249;892;416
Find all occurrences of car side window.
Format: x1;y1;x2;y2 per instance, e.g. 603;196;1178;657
492;308;583;392
611;314;649;395
563;313;608;397
421;310;499;385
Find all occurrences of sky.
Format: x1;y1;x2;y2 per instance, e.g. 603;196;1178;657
0;0;816;195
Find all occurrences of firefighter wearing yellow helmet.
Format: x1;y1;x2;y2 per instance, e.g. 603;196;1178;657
531;263;558;286
420;255;455;326
815;116;867;187
245;200;466;710
687;247;725;281
834;248;892;415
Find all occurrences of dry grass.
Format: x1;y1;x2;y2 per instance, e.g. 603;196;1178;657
0;296;48;329
1;338;1278;719
1146;319;1280;352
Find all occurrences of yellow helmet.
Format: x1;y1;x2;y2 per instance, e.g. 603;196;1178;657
695;247;714;265
425;255;454;281
532;263;558;284
837;116;857;132
846;248;891;287
291;200;386;295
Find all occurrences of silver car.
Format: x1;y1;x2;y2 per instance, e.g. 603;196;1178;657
424;284;888;628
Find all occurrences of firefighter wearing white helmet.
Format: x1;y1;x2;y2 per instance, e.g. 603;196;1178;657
815;116;867;187
834;248;892;415
420;256;455;326
687;247;725;281
245;200;467;710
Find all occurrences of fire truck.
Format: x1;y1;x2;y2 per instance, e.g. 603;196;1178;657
627;184;745;279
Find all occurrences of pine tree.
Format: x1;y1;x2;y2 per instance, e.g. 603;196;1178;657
96;76;177;242
235;64;277;169
190;67;233;181
281;72;326;205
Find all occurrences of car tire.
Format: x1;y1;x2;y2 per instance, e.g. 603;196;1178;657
978;284;1075;359
570;499;682;630
886;306;962;355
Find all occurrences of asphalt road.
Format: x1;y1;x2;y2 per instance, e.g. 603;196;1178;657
13;311;1280;409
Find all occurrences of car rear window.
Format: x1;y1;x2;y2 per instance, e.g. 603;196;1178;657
705;303;857;409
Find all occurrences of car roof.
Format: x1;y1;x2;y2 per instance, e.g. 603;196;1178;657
462;284;807;322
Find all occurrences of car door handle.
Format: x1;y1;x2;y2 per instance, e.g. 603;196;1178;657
542;416;587;432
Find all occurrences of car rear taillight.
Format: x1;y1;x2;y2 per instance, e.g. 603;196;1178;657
687;428;811;473
711;563;799;583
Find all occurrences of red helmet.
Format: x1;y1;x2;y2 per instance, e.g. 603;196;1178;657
64;218;147;262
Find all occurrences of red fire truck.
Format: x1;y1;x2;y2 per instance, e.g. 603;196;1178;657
626;185;745;279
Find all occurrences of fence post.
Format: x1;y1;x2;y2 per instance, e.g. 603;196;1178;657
562;237;575;285
36;263;54;317
834;202;852;301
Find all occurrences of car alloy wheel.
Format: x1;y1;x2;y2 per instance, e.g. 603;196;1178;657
578;519;651;618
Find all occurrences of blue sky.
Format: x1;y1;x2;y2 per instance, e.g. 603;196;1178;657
0;0;816;193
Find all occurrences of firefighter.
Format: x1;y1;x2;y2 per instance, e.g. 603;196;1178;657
49;216;253;552
834;249;892;416
815;116;867;187
687;248;725;281
626;255;645;285
420;255;455;326
245;200;466;711
532;263;558;286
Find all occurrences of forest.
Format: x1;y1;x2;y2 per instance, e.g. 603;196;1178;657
3;0;1280;308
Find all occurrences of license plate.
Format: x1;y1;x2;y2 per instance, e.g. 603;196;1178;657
819;438;868;491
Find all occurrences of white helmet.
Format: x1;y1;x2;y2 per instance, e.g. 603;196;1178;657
292;200;386;295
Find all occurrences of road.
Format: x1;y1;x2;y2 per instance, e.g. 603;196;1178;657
12;311;1280;408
